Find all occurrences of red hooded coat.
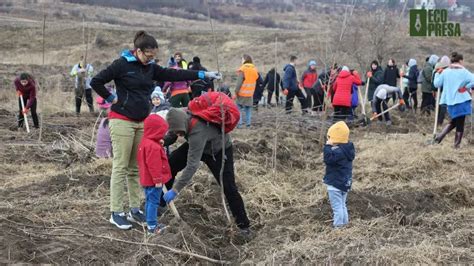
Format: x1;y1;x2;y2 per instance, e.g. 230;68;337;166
332;70;362;107
137;115;172;187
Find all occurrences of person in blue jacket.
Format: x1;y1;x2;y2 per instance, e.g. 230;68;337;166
433;52;474;148
323;121;355;228
282;55;307;114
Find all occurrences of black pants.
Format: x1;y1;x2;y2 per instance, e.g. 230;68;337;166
267;88;280;105
285;89;307;113
18;96;39;128
313;89;324;112
421;92;435;115
374;98;390;121
304;88;314;110
162;143;250;229
333;106;351;121
75;87;94;114
403;87;418;111
450;116;466;133
438;104;447;125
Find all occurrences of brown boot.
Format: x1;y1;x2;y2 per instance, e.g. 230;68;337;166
454;131;463;149
434;123;455;144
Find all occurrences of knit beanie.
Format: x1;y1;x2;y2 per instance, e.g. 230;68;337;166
166;108;188;134
308;60;317;67
327;121;350;144
151;86;165;102
342;66;349;72
193;56;201;64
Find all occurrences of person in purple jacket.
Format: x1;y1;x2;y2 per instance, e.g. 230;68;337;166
95;93;113;158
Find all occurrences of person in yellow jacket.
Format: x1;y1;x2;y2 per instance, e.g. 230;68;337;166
235;54;259;128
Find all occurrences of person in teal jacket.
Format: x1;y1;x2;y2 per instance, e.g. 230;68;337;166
433;52;474;148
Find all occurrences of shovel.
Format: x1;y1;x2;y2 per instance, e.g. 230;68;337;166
370;103;400;121
19;95;30;133
357;85;369;126
162;186;181;220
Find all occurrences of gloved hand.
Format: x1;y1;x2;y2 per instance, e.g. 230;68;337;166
22;108;29;115
399;99;405;105
371;112;378;119
16;91;22;97
205;72;222;80
436;68;444;74
367;71;373;78
283;89;289;96
163;189;177;203
105;93;117;104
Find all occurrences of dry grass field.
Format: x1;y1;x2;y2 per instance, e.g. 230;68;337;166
1;1;473;264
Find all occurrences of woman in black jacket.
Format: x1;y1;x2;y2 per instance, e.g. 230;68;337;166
383;58;400;103
91;30;220;231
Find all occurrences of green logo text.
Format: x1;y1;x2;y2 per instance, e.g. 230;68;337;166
409;9;461;37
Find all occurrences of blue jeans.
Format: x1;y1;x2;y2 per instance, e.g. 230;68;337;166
327;189;349;227
144;186;163;230
238;104;252;127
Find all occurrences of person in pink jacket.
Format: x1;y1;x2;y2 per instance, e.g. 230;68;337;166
95;90;113;158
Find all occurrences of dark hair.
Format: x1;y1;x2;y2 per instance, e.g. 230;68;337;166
19;73;31;81
388;58;395;65
243;54;253;64
133;30;158;51
193;56;200;64
451;52;463;63
174;51;183;57
290;55;297;62
371;60;379;66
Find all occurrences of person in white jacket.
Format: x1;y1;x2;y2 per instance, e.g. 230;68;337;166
71;56;94;114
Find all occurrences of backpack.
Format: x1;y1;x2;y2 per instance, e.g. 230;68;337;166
187;91;240;133
351;84;359;108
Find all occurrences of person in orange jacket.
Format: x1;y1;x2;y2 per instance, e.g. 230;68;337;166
235;54;259;128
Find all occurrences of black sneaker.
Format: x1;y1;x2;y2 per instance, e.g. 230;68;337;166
110;212;132;230
127;209;146;224
239;227;254;240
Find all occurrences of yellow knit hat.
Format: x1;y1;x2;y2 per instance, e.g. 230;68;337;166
327;121;350;144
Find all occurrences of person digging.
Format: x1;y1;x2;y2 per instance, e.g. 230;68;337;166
370;84;405;126
161;107;252;237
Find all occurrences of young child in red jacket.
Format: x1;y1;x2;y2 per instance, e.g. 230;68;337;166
137;114;172;234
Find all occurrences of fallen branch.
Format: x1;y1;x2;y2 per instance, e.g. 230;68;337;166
2;218;229;264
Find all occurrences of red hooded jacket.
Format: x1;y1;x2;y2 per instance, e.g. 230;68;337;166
137;115;172;187
332;70;362;107
14;77;37;109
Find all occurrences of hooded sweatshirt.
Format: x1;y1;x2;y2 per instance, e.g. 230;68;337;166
14;77;37;109
282;64;298;91
137;115;172;187
371;84;402;112
165;108;232;192
323;142;355;192
332;70;362;107
404;59;419;89
421;55;439;93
